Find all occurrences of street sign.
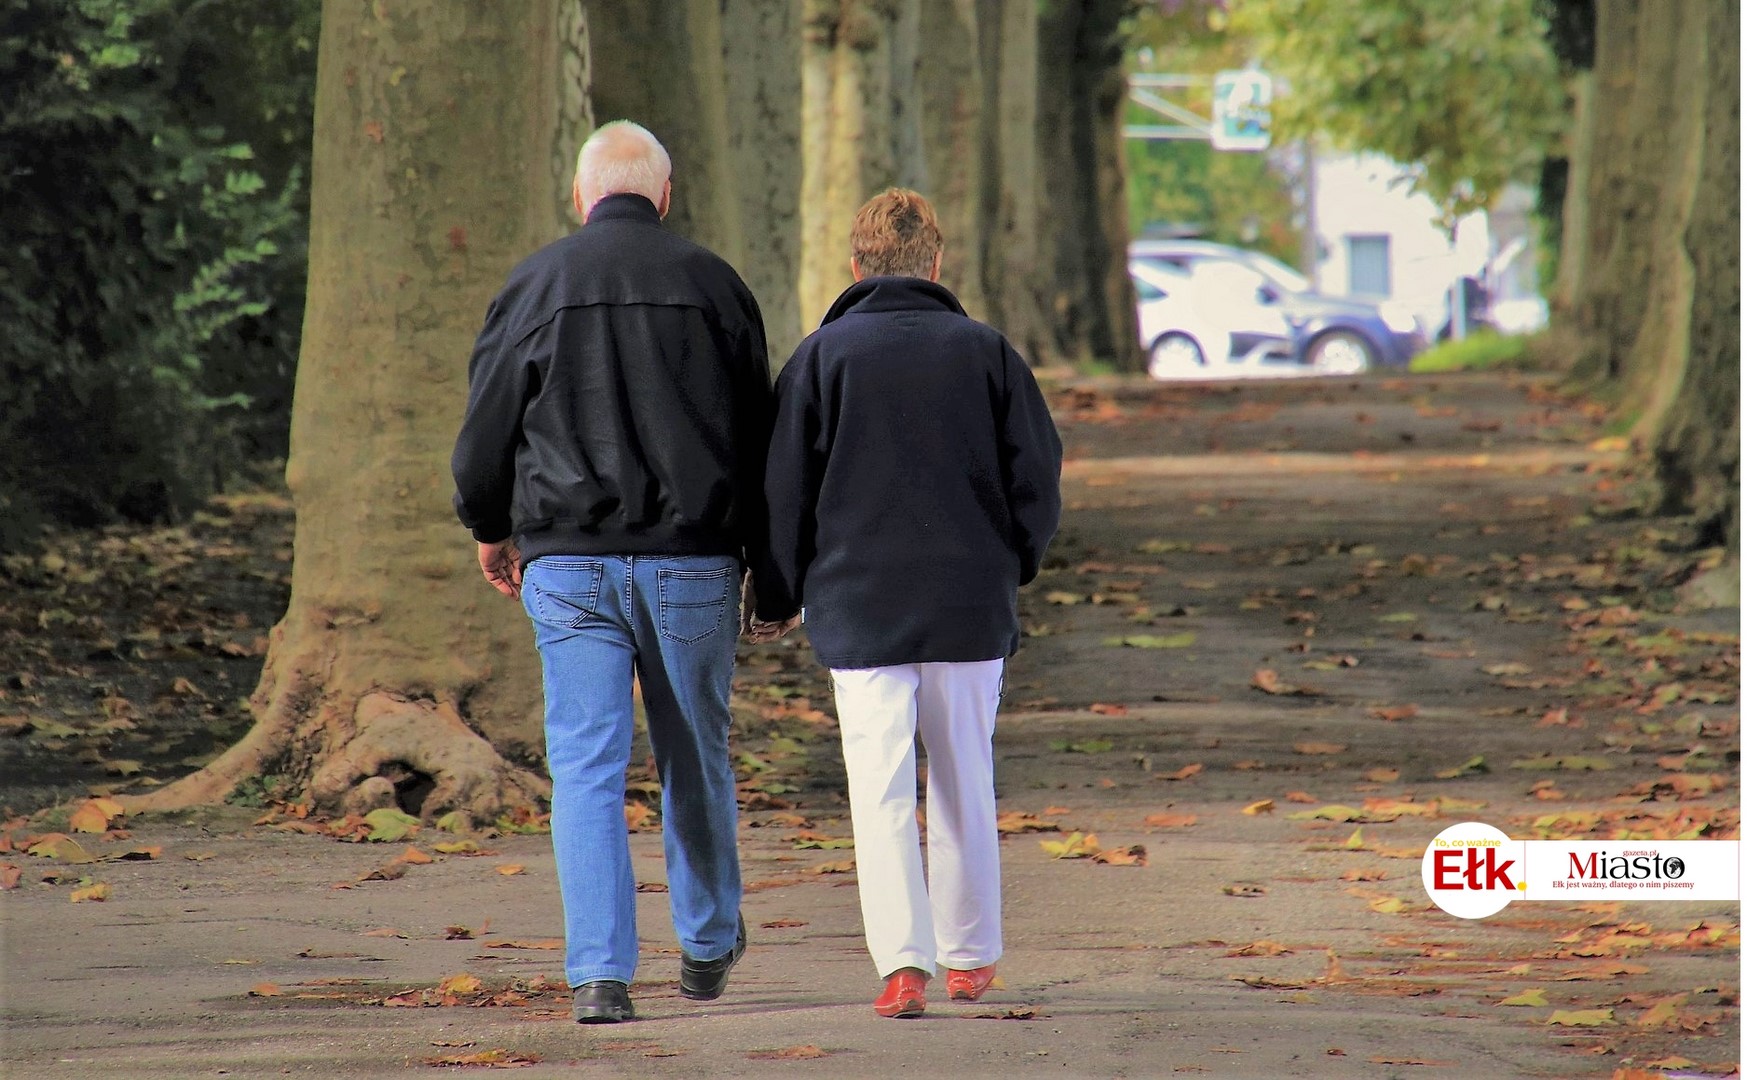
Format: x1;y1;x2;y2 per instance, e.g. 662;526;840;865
1211;70;1272;151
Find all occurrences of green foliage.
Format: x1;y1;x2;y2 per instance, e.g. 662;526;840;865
1232;0;1564;223
1124;1;1303;265
0;0;316;547
1409;333;1530;374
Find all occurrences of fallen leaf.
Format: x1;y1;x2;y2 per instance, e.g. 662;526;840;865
1292;742;1347;756
808;860;855;874
624;803;655;831
1039;832;1100;859
1511;755;1616;772
434;840;482;855
422;1048;539;1068
1241;799;1275;816
357;862;406;882
444;925;475;940
1363;767;1400;783
1368;1057;1455;1067
1225;940;1292;957
963;1007;1042;1020
397;846;433;865
1434;755;1488;779
1368;896;1409;914
1051;737;1116;753
248;983;282;997
746;1045;829;1060
26;834;94;863
363;808;420;843
0;864;19;890
439;974;484;995
1091;844;1147;867
1497;988;1549;1007
363;927;407;938
68;801;117;834
1252;669;1319;696
70;881;110;903
1546;1008;1617;1026
1231;974;1301;989
1087;703;1127;717
1144;813;1197;828
1223;883;1267;898
1103;632;1196;649
995;811;1060;834
1340;868;1387;882
496;864;525;876
1369;705;1420;722
1159;763;1204;782
759;918;808;929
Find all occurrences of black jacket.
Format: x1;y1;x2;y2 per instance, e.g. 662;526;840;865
757;277;1062;668
451;194;774;567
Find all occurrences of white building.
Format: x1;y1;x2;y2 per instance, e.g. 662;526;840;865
1307;150;1547;337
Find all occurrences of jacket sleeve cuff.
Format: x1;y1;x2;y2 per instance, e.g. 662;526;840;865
470;521;514;544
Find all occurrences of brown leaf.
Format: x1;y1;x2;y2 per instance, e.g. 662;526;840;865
1144;813;1197;828
396;846;433;865
1369;704;1420;722
1293;742;1347;756
422;1048;540;1068
1231;974;1303;989
1159;762;1204;781
248;983;281;997
362;120;385;144
479;939;561;950
70;881;110;903
1283;790;1318;804
357;861;407;882
438;973;484;995
624;803;655;831
1091;844;1147;866
444;925;474;940
759;918;808;929
363;927;407;938
495;864;525;876
1088;702;1128;716
1223;883;1267;898
0;863;20;890
995;811;1060;834
1224;940;1292;957
747;1045;830;1060
68;802;113;834
1363;767;1401;783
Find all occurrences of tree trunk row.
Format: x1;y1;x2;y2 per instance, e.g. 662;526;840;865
1555;0;1738;548
131;0;1142;821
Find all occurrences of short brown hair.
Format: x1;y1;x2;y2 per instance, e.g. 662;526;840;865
850;188;943;278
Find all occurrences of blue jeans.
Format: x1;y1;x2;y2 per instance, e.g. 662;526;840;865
521;554;743;987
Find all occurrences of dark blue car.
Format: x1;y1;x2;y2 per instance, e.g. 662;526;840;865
1130;240;1425;374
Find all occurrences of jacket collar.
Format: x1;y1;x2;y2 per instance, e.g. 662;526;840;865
821;276;967;325
585;192;664;226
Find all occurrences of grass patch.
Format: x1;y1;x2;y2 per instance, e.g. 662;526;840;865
1409;332;1531;374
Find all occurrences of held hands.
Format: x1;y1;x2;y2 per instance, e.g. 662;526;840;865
740;570;801;643
477;539;523;599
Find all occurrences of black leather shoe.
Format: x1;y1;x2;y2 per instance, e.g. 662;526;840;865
678;914;746;1001
572;980;634;1023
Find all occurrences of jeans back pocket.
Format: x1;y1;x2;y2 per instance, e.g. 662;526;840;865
527;559;605;629
657;565;733;644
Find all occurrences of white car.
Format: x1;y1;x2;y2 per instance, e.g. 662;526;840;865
1130;259;1296;379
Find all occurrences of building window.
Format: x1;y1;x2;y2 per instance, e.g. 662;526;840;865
1346;234;1391;297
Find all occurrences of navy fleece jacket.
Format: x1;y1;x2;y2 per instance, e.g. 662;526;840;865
756;276;1063;669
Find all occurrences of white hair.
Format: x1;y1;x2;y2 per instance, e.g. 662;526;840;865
575;120;671;210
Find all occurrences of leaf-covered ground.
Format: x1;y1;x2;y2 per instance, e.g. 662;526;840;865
3;371;1737;1078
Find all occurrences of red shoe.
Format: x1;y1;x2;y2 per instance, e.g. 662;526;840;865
873;968;927;1018
945;964;997;1002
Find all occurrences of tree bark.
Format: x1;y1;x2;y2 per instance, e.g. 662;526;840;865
798;0;925;331
1034;0;1141;371
126;0;587;822
1555;0;1738;548
722;0;804;360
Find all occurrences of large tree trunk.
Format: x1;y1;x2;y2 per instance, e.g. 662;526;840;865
722;0;805;360
583;0;742;261
1555;0;1739;549
797;0;925;330
1035;0;1140;371
126;0;589;822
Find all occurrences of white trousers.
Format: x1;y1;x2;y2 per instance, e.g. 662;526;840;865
830;659;1005;979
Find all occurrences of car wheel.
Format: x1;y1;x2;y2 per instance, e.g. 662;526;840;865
1147;333;1206;379
1305;330;1374;375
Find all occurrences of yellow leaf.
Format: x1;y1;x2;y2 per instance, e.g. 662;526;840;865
1497;988;1548;1007
438;974;483;995
26;833;94;863
70;881;110;903
1343;827;1366;850
1546;1008;1616;1026
1144;813;1197;828
496;864;525;876
1241;799;1275;816
1368;896;1408;914
433;840;480;854
1039;832;1101;859
68;803;111;834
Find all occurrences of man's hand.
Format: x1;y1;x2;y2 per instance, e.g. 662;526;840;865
746;612;801;644
478;539;523;599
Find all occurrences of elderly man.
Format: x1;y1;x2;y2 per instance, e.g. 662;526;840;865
753;189;1062;1017
452;121;772;1023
